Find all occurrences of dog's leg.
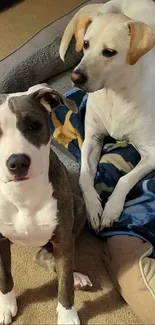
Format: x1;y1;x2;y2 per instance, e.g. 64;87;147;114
100;153;155;229
35;193;92;291
34;245;92;290
52;232;80;325
0;238;17;324
79;127;104;231
33;242;56;272
34;244;92;290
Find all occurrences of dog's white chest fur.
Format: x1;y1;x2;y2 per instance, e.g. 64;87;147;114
89;87;155;148
0;176;58;246
90;89;135;138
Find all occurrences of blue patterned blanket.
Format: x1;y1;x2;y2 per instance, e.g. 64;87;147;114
50;87;155;250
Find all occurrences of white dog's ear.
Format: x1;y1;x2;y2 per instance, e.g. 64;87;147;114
127;21;155;65
31;88;78;113
74;15;92;52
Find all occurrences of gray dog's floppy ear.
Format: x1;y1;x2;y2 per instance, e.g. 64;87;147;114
32;88;78;113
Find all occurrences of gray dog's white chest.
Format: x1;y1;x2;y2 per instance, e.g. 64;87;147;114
0;180;58;246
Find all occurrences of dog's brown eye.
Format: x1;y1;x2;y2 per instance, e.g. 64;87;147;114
27;122;42;132
83;40;89;50
102;48;117;57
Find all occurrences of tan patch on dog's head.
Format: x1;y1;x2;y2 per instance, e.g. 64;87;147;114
127;21;155;65
74;15;92;52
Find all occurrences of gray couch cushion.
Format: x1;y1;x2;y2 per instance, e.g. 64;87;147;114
0;0;104;94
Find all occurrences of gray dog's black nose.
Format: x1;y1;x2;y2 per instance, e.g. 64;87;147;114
7;154;31;176
71;70;87;86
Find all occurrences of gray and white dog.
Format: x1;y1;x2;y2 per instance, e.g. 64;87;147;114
0;84;91;325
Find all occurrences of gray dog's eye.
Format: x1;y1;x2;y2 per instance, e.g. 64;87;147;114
83;40;90;50
102;48;117;57
25;121;42;133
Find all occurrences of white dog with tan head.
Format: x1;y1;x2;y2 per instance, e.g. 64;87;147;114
60;0;155;231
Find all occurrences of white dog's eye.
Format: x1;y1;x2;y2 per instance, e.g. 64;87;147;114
102;48;117;57
83;40;89;50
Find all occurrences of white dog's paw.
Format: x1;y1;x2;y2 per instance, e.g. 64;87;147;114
0;290;18;325
57;303;80;325
73;272;92;290
100;197;124;230
83;189;103;231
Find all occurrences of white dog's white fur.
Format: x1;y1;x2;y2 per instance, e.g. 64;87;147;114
60;0;155;230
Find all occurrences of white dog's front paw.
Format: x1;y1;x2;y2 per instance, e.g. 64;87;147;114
0;290;18;325
74;272;92;290
57;303;80;325
83;189;103;231
100;197;124;230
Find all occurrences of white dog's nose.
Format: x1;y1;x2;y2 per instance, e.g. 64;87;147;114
7;154;31;177
71;70;87;86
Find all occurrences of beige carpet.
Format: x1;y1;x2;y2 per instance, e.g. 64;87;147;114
12;229;140;325
0;0;87;60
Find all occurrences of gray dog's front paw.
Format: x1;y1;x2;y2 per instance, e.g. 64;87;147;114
0;290;17;325
57;303;80;325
